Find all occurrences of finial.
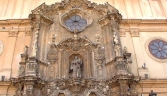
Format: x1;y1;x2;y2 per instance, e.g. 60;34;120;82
52;34;56;44
74;29;78;39
123;46;128;53
24;45;29;54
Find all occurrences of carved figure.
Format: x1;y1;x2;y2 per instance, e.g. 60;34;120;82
113;32;119;45
24;46;28;54
114;45;121;56
123;47;127;53
70;56;83;78
49;67;55;79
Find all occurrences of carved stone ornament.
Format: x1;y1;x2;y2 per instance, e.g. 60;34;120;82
48;66;55;80
58;37;95;51
114;45;121;57
0;40;3;56
70;0;84;8
31;22;40;57
11;0;141;96
94;45;105;64
47;44;58;63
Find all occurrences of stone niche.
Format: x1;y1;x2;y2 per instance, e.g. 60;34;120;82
11;0;140;96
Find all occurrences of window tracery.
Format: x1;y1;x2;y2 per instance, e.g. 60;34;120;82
65;15;87;31
149;39;167;59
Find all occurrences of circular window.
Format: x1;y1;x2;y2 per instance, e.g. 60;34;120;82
65;15;87;32
148;39;167;59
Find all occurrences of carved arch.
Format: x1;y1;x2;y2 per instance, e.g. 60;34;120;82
84;89;105;96
51;90;72;96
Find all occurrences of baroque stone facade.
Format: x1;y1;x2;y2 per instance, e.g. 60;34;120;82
10;0;140;96
0;0;167;96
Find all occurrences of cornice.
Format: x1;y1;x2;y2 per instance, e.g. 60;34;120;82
120;19;167;25
0;81;12;86
0;19;31;25
139;79;167;84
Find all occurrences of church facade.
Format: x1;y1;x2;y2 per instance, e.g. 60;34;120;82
0;0;167;96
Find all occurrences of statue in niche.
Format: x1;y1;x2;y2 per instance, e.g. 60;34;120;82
114;45;121;56
113;32;119;45
69;56;83;78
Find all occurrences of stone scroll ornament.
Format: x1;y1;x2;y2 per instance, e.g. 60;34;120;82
0;40;3;56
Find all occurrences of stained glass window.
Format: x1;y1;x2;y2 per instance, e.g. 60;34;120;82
65;15;87;32
149;39;167;59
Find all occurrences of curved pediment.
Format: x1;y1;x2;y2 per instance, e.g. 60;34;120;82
30;0;122;23
57;37;96;51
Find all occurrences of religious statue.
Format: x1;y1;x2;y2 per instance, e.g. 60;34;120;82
113;32;119;45
70;56;83;78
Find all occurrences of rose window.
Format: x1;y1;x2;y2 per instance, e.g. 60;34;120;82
149;39;167;59
65;15;87;32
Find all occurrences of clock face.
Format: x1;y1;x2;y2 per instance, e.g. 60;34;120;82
0;41;3;56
